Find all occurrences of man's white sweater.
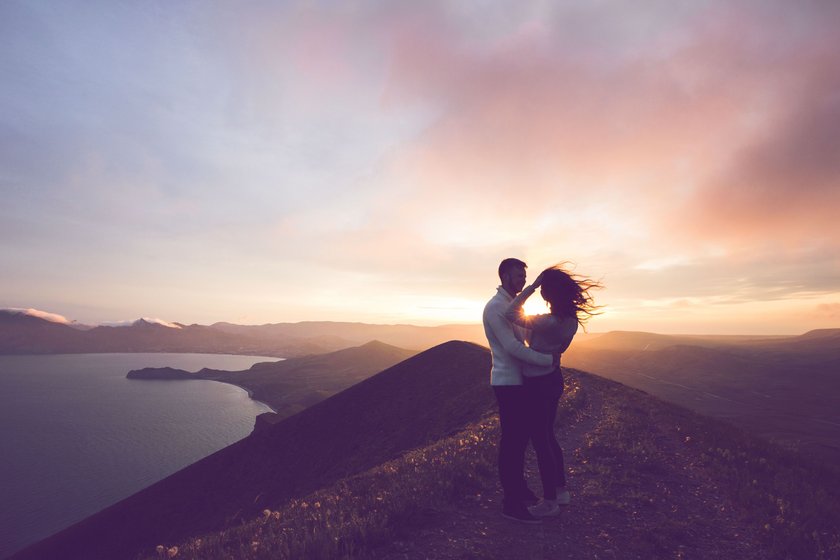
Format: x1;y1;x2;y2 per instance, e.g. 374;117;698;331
482;286;553;386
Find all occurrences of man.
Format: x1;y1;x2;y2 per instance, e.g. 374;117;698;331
482;258;554;523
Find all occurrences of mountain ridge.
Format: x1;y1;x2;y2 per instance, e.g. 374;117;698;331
0;309;486;357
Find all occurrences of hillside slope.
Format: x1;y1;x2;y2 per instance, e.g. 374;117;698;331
10;341;493;560
130;367;840;560
365;370;840;560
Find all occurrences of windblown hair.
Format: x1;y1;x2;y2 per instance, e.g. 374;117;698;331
539;263;603;328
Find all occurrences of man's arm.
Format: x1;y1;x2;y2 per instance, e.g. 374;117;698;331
487;306;552;367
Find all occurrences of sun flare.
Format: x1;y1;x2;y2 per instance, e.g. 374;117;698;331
523;296;549;317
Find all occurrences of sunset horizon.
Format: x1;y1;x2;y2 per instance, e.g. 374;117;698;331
2;304;834;337
3;1;839;337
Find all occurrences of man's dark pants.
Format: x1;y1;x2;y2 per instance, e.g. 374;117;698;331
493;384;532;506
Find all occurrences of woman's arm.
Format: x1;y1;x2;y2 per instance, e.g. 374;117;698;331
504;273;543;328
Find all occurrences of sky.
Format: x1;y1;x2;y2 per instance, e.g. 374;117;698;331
2;0;839;334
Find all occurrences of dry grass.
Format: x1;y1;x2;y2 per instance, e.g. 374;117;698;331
138;371;840;560
695;422;840;558
139;416;500;560
576;373;840;560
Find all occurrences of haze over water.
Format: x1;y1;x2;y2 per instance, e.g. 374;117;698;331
0;353;277;559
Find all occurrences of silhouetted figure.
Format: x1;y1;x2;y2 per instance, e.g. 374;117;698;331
505;264;602;517
483;258;554;524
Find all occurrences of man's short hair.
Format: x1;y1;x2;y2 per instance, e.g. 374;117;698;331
498;258;527;280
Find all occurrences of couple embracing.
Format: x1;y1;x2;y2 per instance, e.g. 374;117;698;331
482;258;600;523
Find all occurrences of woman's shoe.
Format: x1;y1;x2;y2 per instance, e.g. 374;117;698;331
556;490;571;505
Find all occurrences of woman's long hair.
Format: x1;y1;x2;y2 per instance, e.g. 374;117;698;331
539;263;603;328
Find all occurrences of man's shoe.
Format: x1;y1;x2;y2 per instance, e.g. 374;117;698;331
556;489;571;505
502;504;542;524
528;499;561;518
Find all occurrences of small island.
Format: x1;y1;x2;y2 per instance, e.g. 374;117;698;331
127;367;198;380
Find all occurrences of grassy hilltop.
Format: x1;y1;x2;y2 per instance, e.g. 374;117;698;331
11;342;840;560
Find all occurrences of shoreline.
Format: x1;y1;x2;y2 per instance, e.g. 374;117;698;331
125;355;286;415
128;370;282;420
225;381;280;415
177;356;285;415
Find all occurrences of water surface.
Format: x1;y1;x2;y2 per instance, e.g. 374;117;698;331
0;353;279;559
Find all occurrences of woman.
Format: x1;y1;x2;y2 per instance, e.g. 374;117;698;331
505;263;601;517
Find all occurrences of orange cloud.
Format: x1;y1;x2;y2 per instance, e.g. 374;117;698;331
816;303;840;320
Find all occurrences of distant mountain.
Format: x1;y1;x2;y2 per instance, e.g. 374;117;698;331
0;309;89;353
11;341;492;560
757;328;840;355
128;340;418;419
0;308;87;327
211;320;487;350
572;330;790;352
0;310;288;356
0;309;486;357
564;330;840;462
798;328;840;339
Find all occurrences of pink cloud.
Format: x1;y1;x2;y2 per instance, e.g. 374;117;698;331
374;1;840;257
379;10;736;212
675;30;840;244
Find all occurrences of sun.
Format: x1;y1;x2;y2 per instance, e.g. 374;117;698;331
523;295;549;316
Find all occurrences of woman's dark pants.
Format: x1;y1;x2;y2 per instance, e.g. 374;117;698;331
525;369;566;499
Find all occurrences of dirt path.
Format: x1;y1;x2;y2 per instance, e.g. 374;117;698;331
370;371;770;560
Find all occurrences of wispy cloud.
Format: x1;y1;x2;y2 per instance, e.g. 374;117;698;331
2;308;71;324
100;318;182;329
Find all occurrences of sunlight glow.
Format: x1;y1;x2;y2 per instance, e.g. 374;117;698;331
523;296;549;317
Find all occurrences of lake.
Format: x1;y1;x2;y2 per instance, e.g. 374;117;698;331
0;353;280;559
